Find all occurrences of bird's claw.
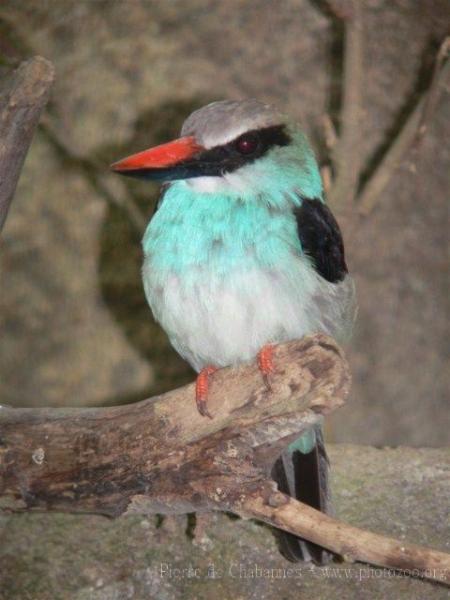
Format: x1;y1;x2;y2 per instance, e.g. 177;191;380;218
257;344;276;390
196;397;213;419
195;366;217;419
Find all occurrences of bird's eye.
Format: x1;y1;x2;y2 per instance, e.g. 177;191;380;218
235;132;259;155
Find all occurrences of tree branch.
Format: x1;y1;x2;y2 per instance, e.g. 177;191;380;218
0;56;54;233
241;487;450;585
322;8;448;216
1;334;449;584
327;0;364;207
0;334;349;516
358;36;450;215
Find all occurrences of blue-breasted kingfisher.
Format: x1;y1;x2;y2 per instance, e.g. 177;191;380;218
112;99;356;563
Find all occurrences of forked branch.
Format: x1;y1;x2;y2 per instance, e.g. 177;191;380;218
357;36;450;215
323;4;449;215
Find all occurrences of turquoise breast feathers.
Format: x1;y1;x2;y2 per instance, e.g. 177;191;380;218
141;178;354;372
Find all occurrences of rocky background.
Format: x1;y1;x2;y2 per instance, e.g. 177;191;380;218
0;1;449;599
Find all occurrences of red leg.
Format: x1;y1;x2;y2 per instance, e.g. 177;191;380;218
195;365;217;419
257;344;275;389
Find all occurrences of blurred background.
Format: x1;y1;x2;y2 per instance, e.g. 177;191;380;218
0;0;448;448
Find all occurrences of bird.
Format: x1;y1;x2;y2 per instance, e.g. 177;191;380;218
111;99;356;563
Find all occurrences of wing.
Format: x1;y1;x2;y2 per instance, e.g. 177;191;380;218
293;197;347;283
294;197;356;343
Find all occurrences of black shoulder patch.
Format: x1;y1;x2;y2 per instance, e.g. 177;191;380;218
294;198;347;283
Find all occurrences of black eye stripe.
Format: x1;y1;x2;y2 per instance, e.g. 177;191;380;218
221;124;289;160
189;124;291;176
127;124;292;181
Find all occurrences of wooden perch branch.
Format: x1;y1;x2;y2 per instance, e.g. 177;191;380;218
0;56;54;233
1;334;448;583
0;335;348;516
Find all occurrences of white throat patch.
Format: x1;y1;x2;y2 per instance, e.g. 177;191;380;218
186;176;225;194
184;161;260;195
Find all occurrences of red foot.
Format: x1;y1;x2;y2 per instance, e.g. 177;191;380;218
257;344;276;389
195;366;217;419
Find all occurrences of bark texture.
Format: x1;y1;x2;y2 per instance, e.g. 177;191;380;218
0;56;54;232
0;334;349;517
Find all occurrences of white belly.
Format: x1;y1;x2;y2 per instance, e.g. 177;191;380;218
143;257;356;373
